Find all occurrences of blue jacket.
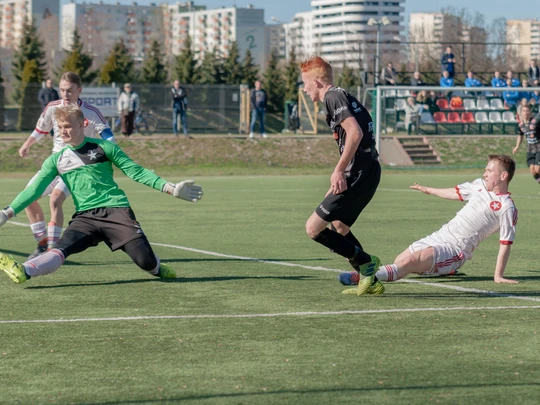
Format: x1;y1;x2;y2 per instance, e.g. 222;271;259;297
440;77;454;87
510;78;521;87
491;77;507;87
465;78;482;87
441;53;455;73
503;90;520;106
520;91;532;101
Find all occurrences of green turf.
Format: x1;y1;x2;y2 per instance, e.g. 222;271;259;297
0;172;539;404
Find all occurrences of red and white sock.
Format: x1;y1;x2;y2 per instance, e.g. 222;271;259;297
375;264;399;282
30;221;47;245
24;249;65;277
47;222;62;249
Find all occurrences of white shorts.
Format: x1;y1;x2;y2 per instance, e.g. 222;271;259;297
409;235;467;276
26;171;71;198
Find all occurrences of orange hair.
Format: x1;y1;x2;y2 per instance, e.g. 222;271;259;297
300;56;333;83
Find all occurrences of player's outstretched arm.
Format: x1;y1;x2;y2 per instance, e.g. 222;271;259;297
162;181;203;203
494;244;518;284
410;183;461;200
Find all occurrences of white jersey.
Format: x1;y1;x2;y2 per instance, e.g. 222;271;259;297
431;178;518;259
31;99;111;153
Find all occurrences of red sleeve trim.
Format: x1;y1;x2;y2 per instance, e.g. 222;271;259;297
455;186;463;201
35;128;49;134
500;241;513;245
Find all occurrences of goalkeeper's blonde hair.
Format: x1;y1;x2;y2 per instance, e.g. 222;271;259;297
52;104;85;124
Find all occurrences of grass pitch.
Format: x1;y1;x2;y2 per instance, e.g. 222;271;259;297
0;171;539;405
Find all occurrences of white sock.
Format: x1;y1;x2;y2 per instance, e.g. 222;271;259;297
145;255;160;276
375;264;399;282
24;249;65;277
30;221;47;244
47;222;62;249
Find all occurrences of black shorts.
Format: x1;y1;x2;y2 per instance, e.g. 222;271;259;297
526;152;540;167
315;160;381;227
56;207;147;257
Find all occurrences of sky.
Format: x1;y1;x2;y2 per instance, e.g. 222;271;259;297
121;0;538;25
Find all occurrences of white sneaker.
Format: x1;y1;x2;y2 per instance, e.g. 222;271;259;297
249;132;254;138
261;133;268;138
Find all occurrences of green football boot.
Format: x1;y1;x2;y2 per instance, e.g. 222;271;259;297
0;253;27;284
158;263;176;279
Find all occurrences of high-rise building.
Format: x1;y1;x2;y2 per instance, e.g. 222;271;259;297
507;20;540;66
266;23;286;60
284;11;314;62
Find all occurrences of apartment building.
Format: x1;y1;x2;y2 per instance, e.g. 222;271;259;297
265;23;286;59
284;11;315;62
507;19;540;65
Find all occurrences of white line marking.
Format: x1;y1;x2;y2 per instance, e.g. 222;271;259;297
1;305;539;324
7;222;540;303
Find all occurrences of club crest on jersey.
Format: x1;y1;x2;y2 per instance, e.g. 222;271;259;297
489;201;502;211
84;118;89;127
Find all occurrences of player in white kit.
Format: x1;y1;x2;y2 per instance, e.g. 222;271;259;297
340;155;519;295
17;72;115;258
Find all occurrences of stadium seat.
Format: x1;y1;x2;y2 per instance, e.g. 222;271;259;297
475;111;489;123
420;112;436;124
433;112;447;122
397;90;411;97
502;111;517;123
385;89;397;97
476;98;490;110
461;112;475;123
448;112;462;123
489;111;503;132
395;98;407;110
490;98;504;109
436;98;449;109
463;99;476;110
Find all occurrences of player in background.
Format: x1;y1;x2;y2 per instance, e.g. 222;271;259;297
513;105;540;186
0;105;203;284
18;72;115;259
300;56;382;295
338;155;519;292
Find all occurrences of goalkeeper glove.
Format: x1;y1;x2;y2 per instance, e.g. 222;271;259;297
162;180;203;202
0;206;15;227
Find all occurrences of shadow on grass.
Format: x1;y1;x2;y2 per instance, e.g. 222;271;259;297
1;248;83;266
24;275;316;289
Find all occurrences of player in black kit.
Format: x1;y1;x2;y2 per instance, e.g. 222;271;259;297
300;56;382;296
513;104;540;185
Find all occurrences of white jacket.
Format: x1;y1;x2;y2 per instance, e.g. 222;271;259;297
117;91;139;114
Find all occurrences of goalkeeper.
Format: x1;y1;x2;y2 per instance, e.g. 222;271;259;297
0;104;203;284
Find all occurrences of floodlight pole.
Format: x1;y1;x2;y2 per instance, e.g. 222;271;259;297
375;23;381;86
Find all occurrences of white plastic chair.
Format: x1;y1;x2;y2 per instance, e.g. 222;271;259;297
490;98;504;109
397;90;411;97
489;112;502;123
395;98;407;110
475;112;489;123
463;99;476;110
385;89;397;97
502;111;517;123
476;99;490;110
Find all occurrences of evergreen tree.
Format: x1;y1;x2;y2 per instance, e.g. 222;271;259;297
173;35;197;84
99;39;136;85
241;49;258;88
284;48;299;102
141;40;168;84
262;51;285;113
57;29;96;83
11;17;47;103
336;62;361;90
197;47;222;84
17;59;42;130
221;41;243;84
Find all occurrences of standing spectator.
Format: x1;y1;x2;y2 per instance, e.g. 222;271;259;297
249;80;268;139
38;79;60;111
491;71;507;88
503;79;520;110
507;71;521;87
171;80;190;138
440;46;456;78
528;60;540;83
410;71;425;87
381;62;398;85
404;97;421;135
117;83;139;137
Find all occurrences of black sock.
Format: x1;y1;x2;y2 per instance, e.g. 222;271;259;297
313;229;371;265
345;231;363;251
534;173;540;183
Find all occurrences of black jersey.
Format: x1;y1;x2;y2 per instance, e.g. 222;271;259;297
519;114;540;153
324;86;377;175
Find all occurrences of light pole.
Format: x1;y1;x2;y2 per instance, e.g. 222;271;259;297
367;16;390;85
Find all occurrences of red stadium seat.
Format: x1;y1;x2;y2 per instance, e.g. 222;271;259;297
448;112;462;123
433;112;447;122
461;112;475;123
436;98;449;109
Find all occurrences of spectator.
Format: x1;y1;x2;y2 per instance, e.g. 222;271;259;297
410;71;425;87
530;98;539;114
528;60;540;83
520;81;532;101
465;71;482;88
415;90;429;112
503;79;521;110
507;71;521;87
427;91;440;114
381;62;398;85
117;83;139;137
38;79;60;111
249;80;268;138
404;97;421;135
491;71;507;88
440;70;454;87
440;46;456;78
531;79;540;105
171;80;190;138
517;98;530;117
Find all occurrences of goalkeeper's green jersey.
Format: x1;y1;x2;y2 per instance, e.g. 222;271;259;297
10;137;167;215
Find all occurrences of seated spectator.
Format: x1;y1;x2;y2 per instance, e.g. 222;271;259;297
440;71;454;87
530;79;540;103
427;91;440;114
416;90;429;111
520;81;532;101
404;97;421;135
465;71;482;88
410;71;425;87
530;98;539;114
528;60;540;83
503;79;521;110
381;62;398;85
491;71;507;88
507;71;521;87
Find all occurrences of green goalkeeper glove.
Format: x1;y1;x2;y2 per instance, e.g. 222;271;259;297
162;180;203;202
0;206;14;227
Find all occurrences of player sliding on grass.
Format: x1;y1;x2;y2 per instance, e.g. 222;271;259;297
300;55;383;295
18;72;115;259
338;155;519;293
0;104;203;284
